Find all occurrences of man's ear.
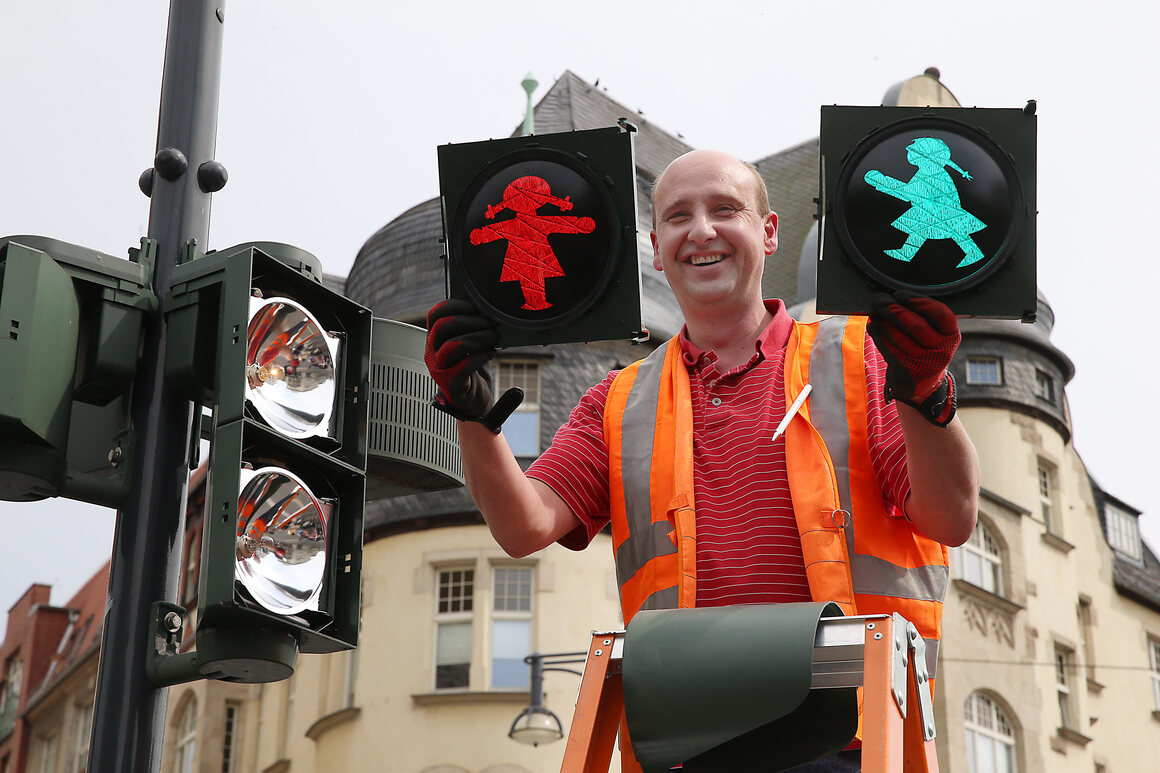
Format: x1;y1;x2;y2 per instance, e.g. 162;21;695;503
650;230;664;272
764;211;779;256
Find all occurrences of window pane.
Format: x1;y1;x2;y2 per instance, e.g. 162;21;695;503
967;358;1001;385
42;734;58;773
73;703;92;773
491;619;531;688
1034;370;1054;401
437;622;472;664
436;621;472;688
494;567;532;612
998;740;1013;773
976;734;996;773
175;697;198;773
984;562;999;594
437;569;474;614
964;692;1015;773
505;411;539;457
1106;506;1141;559
963;551;982;586
222;703;239;773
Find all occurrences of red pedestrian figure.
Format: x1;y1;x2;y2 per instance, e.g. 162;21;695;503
469;175;596;310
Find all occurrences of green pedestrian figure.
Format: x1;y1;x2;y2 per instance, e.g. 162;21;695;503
864;137;987;267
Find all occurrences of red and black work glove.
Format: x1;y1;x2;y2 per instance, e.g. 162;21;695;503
867;289;960;427
424;298;523;433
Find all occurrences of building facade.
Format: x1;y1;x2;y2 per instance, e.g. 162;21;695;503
2;564;106;773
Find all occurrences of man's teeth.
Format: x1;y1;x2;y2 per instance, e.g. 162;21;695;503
690;254;724;266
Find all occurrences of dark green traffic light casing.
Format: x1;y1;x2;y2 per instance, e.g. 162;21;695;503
167;242;371;654
0;236;148;506
818;105;1037;321
438;125;644;347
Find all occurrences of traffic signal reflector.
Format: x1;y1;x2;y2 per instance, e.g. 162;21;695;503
245;295;340;440
235;465;329;616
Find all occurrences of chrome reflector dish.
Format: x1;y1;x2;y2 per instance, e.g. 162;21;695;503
235;466;329;615
246;296;340;439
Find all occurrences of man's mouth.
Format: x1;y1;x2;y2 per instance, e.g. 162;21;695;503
689;253;725;267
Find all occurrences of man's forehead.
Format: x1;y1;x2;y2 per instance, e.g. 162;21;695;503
654;158;755;208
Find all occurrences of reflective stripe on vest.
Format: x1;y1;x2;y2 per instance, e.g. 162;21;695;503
606;340;695;623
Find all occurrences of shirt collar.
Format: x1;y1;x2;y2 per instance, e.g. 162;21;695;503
677;299;794;366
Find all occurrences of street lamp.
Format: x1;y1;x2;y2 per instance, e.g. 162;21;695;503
508;651;586;747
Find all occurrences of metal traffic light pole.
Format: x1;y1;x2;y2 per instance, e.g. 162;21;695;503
88;2;225;770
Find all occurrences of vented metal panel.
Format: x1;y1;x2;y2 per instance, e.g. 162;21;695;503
366;317;463;500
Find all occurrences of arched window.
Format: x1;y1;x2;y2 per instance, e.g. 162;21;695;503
964;692;1015;773
954;521;1003;595
172;695;197;773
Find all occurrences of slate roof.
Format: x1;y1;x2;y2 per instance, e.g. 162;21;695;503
345;197;443;324
1113;544;1160;613
753;138;821;307
526;71;694;181
321;272;347;296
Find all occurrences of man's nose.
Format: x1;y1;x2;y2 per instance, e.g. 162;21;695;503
687;211;715;243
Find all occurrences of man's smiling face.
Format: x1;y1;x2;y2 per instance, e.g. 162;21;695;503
650;150;778;315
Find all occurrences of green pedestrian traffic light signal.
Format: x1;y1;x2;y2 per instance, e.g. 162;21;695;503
863;136;987;268
817;105;1037;321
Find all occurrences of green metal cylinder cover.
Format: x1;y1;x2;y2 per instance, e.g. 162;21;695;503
623;602;858;772
194;625;299;683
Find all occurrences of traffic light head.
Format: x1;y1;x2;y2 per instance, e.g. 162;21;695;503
437;125;644;347
818;105;1037;321
168;242;371;662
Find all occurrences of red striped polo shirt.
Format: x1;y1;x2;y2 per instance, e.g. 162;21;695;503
526;300;911;609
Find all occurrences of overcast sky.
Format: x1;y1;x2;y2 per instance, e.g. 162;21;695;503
3;0;1158;625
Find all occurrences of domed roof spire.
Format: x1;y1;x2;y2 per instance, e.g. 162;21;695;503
520;71;538;136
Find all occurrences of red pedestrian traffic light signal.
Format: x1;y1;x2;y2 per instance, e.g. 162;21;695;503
439;126;644;347
467;173;599;313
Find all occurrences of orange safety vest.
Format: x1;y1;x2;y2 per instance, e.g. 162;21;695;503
604;314;949;664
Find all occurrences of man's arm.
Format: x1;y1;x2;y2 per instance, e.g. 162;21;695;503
868;290;979;547
456;420;582;557
424;299;582;557
896;407;978;546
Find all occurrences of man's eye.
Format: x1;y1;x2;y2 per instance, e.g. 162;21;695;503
715;205;738;215
667;212;690;222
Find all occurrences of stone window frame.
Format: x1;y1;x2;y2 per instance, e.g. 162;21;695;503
963;691;1018;773
966;356;1004;386
953;519;1005;596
